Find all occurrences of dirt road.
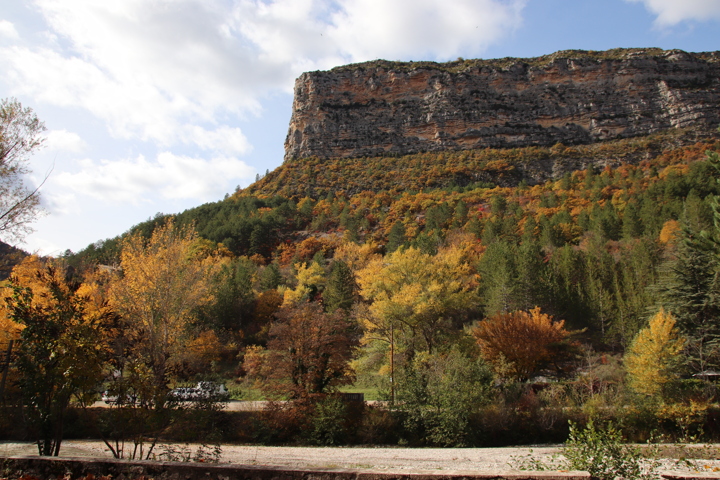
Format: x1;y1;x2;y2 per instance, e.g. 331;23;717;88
2;441;719;476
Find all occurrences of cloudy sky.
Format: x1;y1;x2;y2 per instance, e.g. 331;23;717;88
1;0;719;255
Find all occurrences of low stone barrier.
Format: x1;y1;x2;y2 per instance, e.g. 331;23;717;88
1;456;590;480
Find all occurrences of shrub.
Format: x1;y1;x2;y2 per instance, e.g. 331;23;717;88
563;420;658;480
308;395;349;446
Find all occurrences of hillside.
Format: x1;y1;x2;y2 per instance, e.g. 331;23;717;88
68;136;720;342
247;128;716;198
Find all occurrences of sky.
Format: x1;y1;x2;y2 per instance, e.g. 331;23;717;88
1;0;719;256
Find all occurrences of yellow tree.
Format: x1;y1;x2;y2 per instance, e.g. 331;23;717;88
282;261;325;306
624;308;685;397
472;307;574;381
1;256;47;406
108;220;218;408
1;256;73;402
357;245;478;356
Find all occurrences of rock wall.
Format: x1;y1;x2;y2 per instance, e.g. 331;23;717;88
284;49;720;162
1;456;591;480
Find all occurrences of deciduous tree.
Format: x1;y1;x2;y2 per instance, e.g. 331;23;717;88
0;98;46;243
624;308;685;397
6;263;116;455
265;303;358;398
358;245;478;356
472;307;574;381
282;261;325;306
108;220;218;410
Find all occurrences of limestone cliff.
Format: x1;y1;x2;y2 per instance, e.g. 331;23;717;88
284;48;720;162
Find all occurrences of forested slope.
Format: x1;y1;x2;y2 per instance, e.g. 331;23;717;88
65;131;720;349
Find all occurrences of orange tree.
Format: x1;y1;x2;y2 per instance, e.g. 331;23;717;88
472;307;576;381
264;302;358;398
5;262;116;455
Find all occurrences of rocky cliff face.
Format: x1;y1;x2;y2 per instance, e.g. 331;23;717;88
284;49;720;162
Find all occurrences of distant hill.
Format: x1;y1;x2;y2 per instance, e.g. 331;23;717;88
0;241;28;280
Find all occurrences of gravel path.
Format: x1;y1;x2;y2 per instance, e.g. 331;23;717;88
0;441;560;474
3;441;720;476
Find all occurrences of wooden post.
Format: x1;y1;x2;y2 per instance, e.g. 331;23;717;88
0;339;13;404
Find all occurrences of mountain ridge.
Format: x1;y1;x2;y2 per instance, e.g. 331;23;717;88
284;48;720;162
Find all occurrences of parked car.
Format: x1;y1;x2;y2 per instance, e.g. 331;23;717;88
168;387;196;401
102;390;138;405
195;381;229;400
169;382;229;402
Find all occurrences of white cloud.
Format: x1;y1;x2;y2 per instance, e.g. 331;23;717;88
0;20;19;39
627;0;720;26
184;125;253;156
231;0;526;65
1;0;281;153
1;0;524;153
45;129;86;153
54;153;256;205
327;0;526;61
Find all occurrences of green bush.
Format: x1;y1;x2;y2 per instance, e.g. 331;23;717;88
396;348;493;446
564;420;658;480
308;395;348;446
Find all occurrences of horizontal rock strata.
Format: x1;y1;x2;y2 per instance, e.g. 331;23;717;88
284;49;720;162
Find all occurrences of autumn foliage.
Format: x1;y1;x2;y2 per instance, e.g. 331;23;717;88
624;308;685;397
472;307;574;380
265;303;358;398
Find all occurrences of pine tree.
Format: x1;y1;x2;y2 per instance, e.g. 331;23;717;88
661;148;720;372
324;260;356;312
258;262;282;291
386;220;406;253
452;200;469;228
661;230;720;372
621;202;643;239
477;241;518;315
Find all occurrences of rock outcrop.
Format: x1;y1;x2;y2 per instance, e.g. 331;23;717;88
284;49;720;162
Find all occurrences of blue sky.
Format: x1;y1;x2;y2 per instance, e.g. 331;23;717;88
1;0;719;255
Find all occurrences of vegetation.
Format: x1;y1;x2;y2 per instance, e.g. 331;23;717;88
5;123;720;455
0;98;46;243
327;48;704;75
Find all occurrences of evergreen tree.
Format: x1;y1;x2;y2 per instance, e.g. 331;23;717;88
258;262;282;291
249;222;270;256
466;217;482;239
206;257;256;332
452;200;468;228
386;220;406;253
324;260;356;312
477;241;518;315
661;149;720;372
661;229;720;372
514;241;548;311
621;202;643;239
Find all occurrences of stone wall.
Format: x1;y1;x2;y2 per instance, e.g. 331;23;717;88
284;49;720;162
1;456;590;480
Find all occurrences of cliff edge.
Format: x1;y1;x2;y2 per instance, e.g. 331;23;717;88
284;48;720;162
